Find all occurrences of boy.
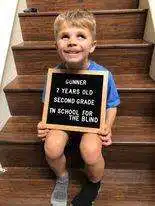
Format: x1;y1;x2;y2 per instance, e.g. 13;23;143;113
37;9;120;206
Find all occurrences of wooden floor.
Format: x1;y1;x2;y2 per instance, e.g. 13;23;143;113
0;167;155;206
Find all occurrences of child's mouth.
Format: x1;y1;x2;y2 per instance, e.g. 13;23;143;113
65;50;80;54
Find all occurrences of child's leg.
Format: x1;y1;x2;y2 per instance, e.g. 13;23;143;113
44;129;69;206
71;132;104;206
44;129;69;177
80;132;105;182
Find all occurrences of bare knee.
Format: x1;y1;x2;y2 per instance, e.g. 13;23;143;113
44;130;68;160
80;133;102;165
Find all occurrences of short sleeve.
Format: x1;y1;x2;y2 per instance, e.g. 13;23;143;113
106;72;120;109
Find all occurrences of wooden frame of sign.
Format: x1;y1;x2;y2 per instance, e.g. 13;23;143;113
42;68;108;133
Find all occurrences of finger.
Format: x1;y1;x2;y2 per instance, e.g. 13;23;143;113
98;135;105;141
38;130;45;135
37;133;47;138
38;129;50;137
38;131;46;136
98;129;110;136
105;132;112;140
99;134;110;141
103;127;110;135
38;129;49;135
37;122;47;129
102;139;112;145
102;139;112;147
101;136;108;141
98;131;106;136
97;131;103;136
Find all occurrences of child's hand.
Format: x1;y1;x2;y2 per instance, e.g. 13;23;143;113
97;124;112;147
37;121;50;141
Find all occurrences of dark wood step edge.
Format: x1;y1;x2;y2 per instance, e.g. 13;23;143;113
0;136;155;145
12;42;153;50
4;88;155;93
18;9;147;17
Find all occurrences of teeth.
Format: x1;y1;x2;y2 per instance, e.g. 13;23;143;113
66;51;79;54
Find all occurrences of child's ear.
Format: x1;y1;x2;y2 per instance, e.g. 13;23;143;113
90;40;97;54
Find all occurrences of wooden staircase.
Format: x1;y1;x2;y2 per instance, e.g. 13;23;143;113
0;0;155;205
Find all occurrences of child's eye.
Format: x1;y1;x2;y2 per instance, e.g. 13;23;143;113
61;35;69;40
77;34;86;39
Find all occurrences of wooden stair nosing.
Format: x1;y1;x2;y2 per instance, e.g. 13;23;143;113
12;40;153;50
0;116;155;144
3;74;155;93
1;167;155;183
18;9;147;17
1;136;155;146
4;87;155;93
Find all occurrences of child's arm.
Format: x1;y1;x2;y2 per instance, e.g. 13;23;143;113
97;107;117;146
105;107;117;128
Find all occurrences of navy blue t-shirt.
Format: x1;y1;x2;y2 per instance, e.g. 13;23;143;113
42;60;120;109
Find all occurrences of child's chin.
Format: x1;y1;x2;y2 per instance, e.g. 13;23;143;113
66;61;82;67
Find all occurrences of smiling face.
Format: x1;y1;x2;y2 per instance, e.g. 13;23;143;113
55;22;96;70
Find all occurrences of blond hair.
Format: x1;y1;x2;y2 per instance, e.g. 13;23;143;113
54;9;96;40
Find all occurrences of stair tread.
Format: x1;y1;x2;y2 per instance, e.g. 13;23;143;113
4;74;155;92
19;9;147;16
0;116;154;144
26;0;139;12
0;167;155;205
1;167;154;182
12;39;152;50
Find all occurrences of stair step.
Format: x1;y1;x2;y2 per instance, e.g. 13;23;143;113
0;116;40;143
19;9;147;41
0;116;155;169
4;74;155;116
0;167;155;205
26;0;139;11
0;116;155;144
1;167;154;183
13;39;152;49
4;74;155;91
12;40;153;75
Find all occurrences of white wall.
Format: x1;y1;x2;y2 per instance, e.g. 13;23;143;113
0;1;18;86
0;0;27;130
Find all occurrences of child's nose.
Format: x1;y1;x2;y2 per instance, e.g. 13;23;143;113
68;37;77;46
